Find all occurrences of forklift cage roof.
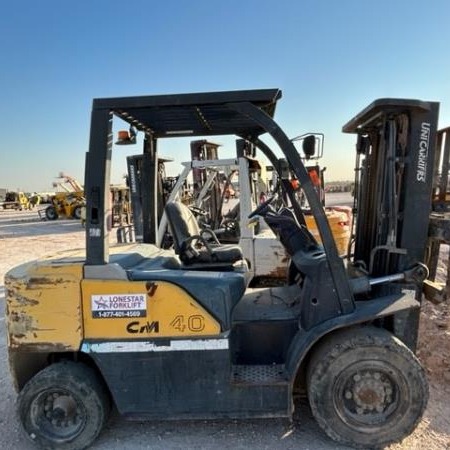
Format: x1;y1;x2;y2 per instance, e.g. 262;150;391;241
96;89;281;138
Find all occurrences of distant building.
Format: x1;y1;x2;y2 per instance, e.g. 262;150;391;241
324;181;354;193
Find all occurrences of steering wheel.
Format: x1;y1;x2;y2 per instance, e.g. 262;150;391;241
248;195;277;219
189;205;208;216
222;219;239;234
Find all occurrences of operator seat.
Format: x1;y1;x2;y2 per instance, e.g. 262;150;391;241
165;201;244;269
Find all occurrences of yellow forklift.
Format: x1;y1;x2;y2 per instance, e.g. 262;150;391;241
44;174;85;220
44;191;85;220
5;90;439;449
2;191;30;210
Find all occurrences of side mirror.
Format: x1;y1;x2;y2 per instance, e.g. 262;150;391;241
302;135;316;159
291;133;324;160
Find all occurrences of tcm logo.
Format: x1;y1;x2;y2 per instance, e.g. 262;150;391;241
126;321;160;334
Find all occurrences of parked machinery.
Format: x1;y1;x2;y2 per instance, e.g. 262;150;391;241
110;185;131;227
5;91;439;449
156;145;350;285
44;191;85;220
44;173;85;220
2;191;31;210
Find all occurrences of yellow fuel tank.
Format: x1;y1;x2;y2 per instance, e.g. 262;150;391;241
305;207;351;256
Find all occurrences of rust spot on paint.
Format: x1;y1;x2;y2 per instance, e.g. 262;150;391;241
10;342;73;352
27;277;66;289
9;311;35;340
9;292;39;306
267;264;288;279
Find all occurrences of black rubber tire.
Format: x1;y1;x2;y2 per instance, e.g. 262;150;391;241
72;205;82;220
45;206;58;221
18;361;111;450
306;326;428;449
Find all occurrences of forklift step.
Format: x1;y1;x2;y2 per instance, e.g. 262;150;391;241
231;364;287;385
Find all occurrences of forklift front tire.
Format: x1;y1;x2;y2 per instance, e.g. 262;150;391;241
306;326;428;448
18;361;111;450
72;205;82;220
45;206;58;221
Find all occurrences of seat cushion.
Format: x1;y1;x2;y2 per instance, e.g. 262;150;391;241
211;245;243;263
182;243;243;265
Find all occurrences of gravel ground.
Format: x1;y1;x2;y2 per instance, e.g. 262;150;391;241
0;203;449;450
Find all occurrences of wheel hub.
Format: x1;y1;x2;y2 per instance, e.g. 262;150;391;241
351;372;393;413
42;392;82;430
343;370;396;417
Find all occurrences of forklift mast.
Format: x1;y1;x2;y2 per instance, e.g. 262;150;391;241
190;140;222;228
343;99;439;277
126;155;173;243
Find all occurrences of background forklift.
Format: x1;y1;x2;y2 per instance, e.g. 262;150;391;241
2;191;31;210
5;90;438;449
43;173;85;221
146;138;350;285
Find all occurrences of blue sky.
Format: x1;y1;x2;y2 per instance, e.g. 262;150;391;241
0;0;449;191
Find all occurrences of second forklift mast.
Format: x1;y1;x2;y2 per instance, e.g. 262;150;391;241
126;155;170;243
344;99;439;278
190;140;223;229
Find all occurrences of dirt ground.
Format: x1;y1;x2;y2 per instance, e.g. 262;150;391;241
0;207;449;450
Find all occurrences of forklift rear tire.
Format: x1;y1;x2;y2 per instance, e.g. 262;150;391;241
18;361;111;450
72;205;82;220
306;326;428;448
45;206;58;221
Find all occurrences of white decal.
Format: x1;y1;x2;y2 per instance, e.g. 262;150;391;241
91;293;147;318
416;122;430;183
81;338;229;353
129;165;137;193
89;228;101;237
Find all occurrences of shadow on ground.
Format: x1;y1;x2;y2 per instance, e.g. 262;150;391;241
0;219;84;239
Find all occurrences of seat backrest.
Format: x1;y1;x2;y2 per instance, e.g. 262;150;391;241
264;207;319;256
165;202;201;254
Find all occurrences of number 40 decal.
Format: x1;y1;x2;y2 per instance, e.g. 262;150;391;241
170;315;205;332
